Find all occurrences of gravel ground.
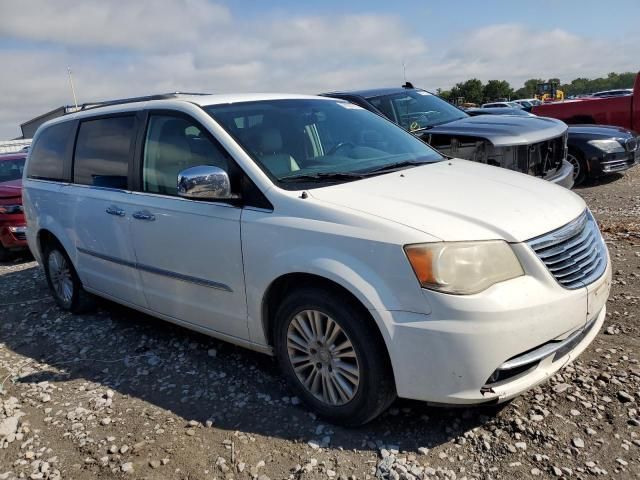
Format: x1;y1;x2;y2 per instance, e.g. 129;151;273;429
0;167;639;480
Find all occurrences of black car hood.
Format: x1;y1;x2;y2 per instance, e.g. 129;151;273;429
568;124;635;138
423;114;567;147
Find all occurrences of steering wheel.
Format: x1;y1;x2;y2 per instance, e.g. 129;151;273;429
326;141;355;156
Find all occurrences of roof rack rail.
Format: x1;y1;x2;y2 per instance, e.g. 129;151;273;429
73;92;212;113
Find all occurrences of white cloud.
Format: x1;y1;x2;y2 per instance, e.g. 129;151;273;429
424;24;637;89
0;2;637;139
0;0;231;51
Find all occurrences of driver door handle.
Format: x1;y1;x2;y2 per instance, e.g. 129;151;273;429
132;210;156;221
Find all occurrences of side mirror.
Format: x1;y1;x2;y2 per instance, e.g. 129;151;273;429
177;165;236;200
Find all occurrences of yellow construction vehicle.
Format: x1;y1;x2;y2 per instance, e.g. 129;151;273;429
535;82;564;102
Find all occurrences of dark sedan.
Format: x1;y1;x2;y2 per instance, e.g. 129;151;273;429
565;125;638;185
466;107;639;185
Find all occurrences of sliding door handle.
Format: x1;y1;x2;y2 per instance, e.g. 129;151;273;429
105;205;125;217
132;210;155;221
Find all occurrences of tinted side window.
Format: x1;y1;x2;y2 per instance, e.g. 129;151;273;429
27;121;74;181
73;116;135;188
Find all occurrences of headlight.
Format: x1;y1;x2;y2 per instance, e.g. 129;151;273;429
404;241;524;295
588;139;625;154
0;205;23;214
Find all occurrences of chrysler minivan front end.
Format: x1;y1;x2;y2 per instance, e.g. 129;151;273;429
378;212;610;405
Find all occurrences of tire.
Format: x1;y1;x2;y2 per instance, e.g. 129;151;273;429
567;149;587;186
43;243;95;313
0;243;9;262
274;287;396;425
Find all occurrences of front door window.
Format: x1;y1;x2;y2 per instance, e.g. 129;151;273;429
143;115;230;196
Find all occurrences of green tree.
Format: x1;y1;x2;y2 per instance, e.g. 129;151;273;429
516;78;544;99
436;88;452;101
483;80;514;101
561;77;590;96
438;71;637;102
449;78;484;104
514;87;529;99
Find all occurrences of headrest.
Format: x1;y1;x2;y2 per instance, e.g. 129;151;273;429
259;128;283;153
159;119;188;140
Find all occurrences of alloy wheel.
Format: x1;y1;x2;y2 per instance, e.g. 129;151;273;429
286;309;360;406
567;152;581;180
48;250;73;307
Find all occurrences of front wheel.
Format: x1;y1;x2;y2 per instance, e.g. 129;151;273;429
567;149;587;186
43;244;95;313
274;287;396;425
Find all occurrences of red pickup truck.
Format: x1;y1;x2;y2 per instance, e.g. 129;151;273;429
533;72;640;133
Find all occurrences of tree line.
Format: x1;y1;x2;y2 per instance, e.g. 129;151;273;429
436;71;637;104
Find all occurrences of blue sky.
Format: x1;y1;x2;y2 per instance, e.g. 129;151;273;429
0;0;638;138
227;0;638;42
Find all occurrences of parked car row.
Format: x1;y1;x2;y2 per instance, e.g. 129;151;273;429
589;89;633;98
19;89;612;425
322;80;638;188
322;85;575;188
465;107;639;185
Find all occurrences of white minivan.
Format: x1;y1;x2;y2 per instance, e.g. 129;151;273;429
23;93;611;425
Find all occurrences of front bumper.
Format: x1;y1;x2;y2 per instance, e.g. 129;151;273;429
375;244;611;404
0;221;28;250
544;159;574;189
588;150;638;177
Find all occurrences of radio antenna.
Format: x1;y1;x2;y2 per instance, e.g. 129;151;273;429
67;67;79;109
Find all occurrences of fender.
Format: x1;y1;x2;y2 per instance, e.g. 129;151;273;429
244;243;431;346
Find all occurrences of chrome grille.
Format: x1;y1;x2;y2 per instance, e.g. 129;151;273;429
527;210;607;289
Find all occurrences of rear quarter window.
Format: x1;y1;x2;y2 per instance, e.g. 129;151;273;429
27;121;75;181
73;116;136;189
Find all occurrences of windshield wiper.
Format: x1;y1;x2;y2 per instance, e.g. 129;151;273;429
279;172;366;183
364;160;432;174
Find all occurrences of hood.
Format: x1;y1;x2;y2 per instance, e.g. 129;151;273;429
423;115;567;147
0;179;22;201
568;124;635;138
309;159;585;242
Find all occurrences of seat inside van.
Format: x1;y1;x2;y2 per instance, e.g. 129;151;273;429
144;117;228;195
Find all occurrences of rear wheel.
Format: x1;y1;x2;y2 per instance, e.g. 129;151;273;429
43;243;95;313
274;287;396;425
567;149;587;186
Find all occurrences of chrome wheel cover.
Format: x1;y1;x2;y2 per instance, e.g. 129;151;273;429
567;153;581;180
286;309;360;406
48;250;73;307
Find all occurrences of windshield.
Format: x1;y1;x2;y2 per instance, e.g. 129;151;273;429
366;90;468;131
205;99;443;188
0;157;26;183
